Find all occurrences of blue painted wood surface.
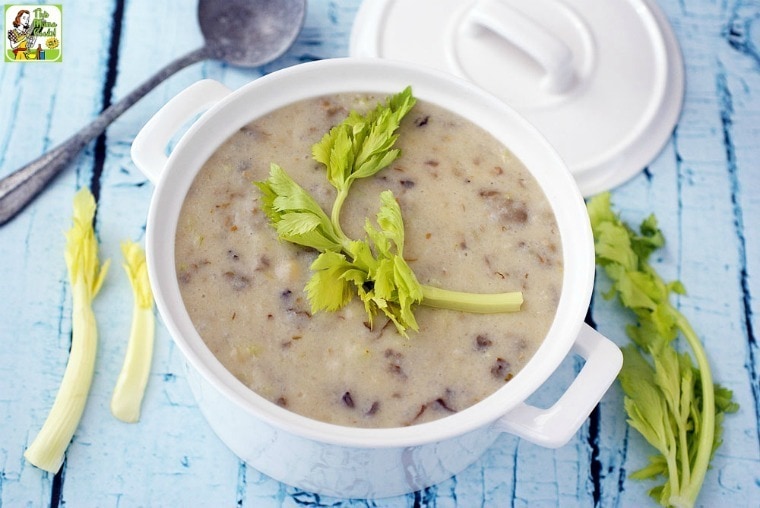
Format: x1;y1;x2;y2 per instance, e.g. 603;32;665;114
1;0;758;506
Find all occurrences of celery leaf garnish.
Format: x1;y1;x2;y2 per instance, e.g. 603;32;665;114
256;88;523;337
255;163;344;252
305;191;423;336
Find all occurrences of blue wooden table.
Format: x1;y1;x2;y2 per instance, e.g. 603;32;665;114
1;1;758;506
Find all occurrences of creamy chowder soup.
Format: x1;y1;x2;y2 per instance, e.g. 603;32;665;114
175;93;563;428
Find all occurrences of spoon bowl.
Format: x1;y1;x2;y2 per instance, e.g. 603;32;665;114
0;0;307;225
200;0;307;66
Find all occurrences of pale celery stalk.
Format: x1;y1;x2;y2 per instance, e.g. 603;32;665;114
24;188;109;473
110;241;154;423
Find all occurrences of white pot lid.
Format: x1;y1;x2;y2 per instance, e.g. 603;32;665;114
349;0;685;196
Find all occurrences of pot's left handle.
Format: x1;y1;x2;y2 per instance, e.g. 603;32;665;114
494;324;622;448
131;79;232;184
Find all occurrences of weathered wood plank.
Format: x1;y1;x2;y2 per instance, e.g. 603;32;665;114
1;1;120;506
591;1;760;506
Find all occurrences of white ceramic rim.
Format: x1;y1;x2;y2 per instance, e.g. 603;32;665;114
145;57;595;449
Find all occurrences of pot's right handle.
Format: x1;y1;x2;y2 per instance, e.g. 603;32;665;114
494;324;622;448
131;79;232;184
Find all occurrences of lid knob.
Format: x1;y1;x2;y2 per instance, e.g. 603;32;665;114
458;0;576;94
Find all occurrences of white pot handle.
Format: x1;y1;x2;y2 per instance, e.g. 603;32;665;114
131;79;232;184
494;323;622;447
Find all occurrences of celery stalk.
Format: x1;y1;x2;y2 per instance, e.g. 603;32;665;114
110;241;155;423
420;285;523;313
24;188;109;473
668;312;715;508
587;192;738;508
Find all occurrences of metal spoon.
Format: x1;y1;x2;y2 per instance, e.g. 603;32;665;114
0;0;307;225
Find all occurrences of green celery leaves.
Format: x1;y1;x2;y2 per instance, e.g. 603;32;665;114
587;192;738;508
256;87;522;337
255;163;344;252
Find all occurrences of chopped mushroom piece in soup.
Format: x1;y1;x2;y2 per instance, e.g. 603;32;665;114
174;93;563;428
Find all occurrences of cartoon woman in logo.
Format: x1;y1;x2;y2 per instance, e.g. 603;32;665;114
7;9;37;60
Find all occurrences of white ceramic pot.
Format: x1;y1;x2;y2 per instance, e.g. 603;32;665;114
131;58;622;499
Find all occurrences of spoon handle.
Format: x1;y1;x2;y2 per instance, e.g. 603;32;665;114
0;46;209;226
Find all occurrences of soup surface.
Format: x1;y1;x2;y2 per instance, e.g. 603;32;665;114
175;93;563;428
